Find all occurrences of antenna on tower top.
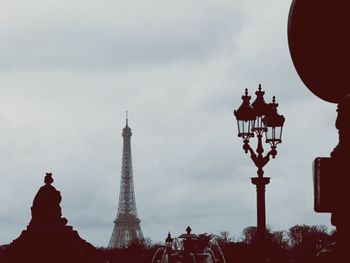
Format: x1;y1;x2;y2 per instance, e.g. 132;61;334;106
126;111;128;126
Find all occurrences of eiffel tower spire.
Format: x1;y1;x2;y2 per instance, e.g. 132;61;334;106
108;115;143;248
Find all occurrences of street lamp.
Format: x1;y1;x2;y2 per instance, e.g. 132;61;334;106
234;84;285;260
264;96;285;148
234;88;256;140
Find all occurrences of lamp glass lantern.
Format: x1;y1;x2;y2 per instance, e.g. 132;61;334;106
236;117;256;139
264;97;285;145
234;89;257;140
251;84;270;133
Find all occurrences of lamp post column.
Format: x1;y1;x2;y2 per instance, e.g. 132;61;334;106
330;97;350;254
251;132;270;259
252;176;270;247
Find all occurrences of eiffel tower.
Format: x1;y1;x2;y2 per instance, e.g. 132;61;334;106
108;115;144;248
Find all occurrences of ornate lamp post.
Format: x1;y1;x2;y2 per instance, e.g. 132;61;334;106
288;1;350;260
234;85;285;259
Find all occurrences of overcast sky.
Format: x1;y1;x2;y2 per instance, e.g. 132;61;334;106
0;0;337;247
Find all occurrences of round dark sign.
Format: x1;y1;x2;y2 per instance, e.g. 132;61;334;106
288;0;350;103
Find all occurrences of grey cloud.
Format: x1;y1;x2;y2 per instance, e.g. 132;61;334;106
0;0;336;248
0;1;243;70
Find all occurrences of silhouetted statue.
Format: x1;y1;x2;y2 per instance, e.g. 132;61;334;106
30;173;67;227
3;173;97;263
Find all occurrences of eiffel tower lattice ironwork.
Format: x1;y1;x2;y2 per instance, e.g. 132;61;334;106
108;115;144;248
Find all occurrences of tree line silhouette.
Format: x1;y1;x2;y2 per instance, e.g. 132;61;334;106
84;224;333;263
0;223;334;263
220;224;333;263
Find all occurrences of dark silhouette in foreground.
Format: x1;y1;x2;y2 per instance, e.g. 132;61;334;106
288;1;350;261
2;173;97;263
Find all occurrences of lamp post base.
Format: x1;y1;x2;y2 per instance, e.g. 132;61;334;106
251;177;270;185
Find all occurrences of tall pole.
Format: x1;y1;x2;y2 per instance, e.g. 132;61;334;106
252;177;270;252
234;86;285;263
244;132;271;262
288;1;350;260
251;133;270;260
329;97;350;258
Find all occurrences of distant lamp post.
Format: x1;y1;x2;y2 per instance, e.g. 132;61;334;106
234;84;285;261
165;232;173;253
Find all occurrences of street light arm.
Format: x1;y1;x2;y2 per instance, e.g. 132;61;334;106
261;152;271;167
258;146;277;168
243;141;266;169
243;142;278;170
267;145;277;159
243;139;257;158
